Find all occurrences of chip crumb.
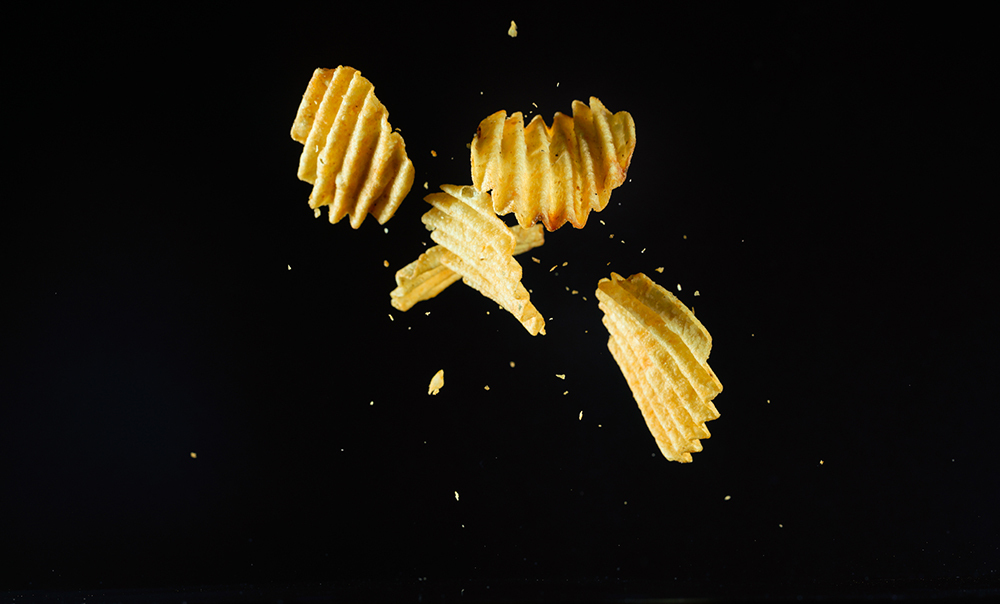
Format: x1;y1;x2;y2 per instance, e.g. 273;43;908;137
384;227;389;234
677;283;682;291
641;248;646;253
455;491;460;501
190;452;197;459
383;260;389;267
609;233;614;239
724;495;731;501
767;399;771;403
694;290;700;296
425;311;431;316
314;207;321;218
564;391;569;396
430;150;437;157
578;410;583;420
531;257;540;263
287;265;291;270
556;374;565;380
779;524;783;528
550;265;557;272
571;290;578;295
484;385;490;391
655;267;664;273
370;401;374;405
388;314;394;321
683;235;687;239
819;460;824;465
423;181;428;189
532;102;537;108
510;361;515;368
428;369;445;395
508;20;517;37
562;261;568;266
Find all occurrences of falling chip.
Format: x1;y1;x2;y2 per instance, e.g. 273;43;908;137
455;491;460;501
677;284;682;292
190;452;197;459
388;314;394;321
428;369;445;395
694;291;700;296
556;374;566;380
510;361;516;368
724;495;731;501
508;20;517;37
655;267;664;273
287;265;291;270
384;260;389;267
578;410;583;420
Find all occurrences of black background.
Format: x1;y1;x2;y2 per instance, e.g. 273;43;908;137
3;4;998;602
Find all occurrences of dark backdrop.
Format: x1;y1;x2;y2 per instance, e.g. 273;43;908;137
3;4;998;601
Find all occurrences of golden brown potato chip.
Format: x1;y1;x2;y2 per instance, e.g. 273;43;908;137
428;369;445;395
394;185;545;335
471;97;635;230
390;223;544;312
291;66;414;228
596;272;722;462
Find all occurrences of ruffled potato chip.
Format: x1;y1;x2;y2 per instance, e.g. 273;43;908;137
471;97;635;230
597;272;722;462
393;185;545;335
291;66;414;228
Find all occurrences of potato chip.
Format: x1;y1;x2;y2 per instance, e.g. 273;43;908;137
471;97;635;230
390;222;544;312
596;272;722;462
291;66;414;228
428;369;445;395
393;185;545;335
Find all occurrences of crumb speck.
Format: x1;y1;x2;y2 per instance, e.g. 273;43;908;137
510;361;516;368
190;452;197;459
508;20;517;37
725;495;731;501
423;182;428;189
677;283;682;291
694;290;700;296
556;374;565;380
430;150;437;157
383;260;389;267
388;314;394;321
531;257;540;263
287;265;291;270
578;410;583;420
484;385;490;391
455;491;460;501
655;267;664;273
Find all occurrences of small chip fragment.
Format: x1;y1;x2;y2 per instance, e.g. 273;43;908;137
428;369;445;395
455;491;460;501
508;20;517;37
